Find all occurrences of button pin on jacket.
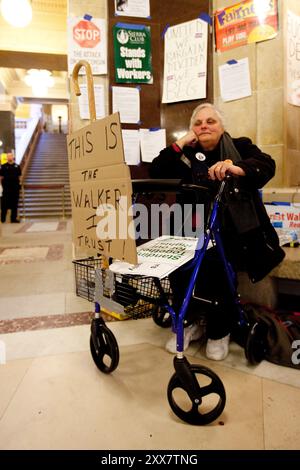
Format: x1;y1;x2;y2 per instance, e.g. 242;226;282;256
195;152;206;161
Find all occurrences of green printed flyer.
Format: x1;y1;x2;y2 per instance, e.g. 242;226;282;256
113;22;153;84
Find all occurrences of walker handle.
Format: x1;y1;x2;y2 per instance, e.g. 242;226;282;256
72;60;96;123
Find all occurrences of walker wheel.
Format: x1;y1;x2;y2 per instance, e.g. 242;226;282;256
152;306;172;328
167;364;226;425
245;320;268;365
90;327;119;374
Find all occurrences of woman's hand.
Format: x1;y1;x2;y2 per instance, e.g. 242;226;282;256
175;130;198;149
208;160;246;181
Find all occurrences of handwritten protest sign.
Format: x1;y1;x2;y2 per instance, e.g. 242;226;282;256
67;61;137;264
287;10;300;106
162;18;208;103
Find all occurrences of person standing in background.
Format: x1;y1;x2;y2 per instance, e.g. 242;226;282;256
0;152;22;223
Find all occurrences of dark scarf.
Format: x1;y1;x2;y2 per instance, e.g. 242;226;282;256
219;131;241;164
218;132;261;235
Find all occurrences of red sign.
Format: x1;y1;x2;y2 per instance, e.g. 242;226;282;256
73;20;100;48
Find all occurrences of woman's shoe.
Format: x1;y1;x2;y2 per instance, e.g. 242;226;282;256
206;334;230;361
165;322;204;353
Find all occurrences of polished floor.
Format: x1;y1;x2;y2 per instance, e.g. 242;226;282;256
0;220;299;450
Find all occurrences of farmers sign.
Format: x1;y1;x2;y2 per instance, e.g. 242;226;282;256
214;0;278;52
68;16;107;75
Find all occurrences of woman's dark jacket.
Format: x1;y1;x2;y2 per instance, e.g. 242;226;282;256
150;137;285;282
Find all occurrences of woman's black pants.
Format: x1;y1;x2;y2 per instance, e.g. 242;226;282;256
168;246;238;340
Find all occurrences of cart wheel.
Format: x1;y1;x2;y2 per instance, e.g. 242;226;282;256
90;327;119;374
152;306;172;328
245;320;268;365
167;364;226;425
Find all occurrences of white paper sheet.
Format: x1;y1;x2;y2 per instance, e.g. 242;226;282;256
162;18;208;103
218;58;252;102
121;129;140;165
140;128;166;163
112;86;140;124
114;0;150;18
67;17;107;76
109;236;198;278
78;84;105;120
287;10;300;106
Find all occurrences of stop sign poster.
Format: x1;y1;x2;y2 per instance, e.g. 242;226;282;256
113;23;153;84
67;17;107;75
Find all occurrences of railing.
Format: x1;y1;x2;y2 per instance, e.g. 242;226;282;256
21;183;66;221
17;117;42;175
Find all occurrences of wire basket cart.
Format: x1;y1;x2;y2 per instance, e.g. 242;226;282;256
73;257;102;302
72;175;267;426
73;256;173;323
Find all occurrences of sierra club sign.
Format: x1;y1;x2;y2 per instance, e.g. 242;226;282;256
113;23;153;84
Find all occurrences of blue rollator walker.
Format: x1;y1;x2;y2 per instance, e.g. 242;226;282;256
89;178;268;425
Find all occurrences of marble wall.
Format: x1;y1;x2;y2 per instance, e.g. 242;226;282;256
213;0;284;187
0;111;15;153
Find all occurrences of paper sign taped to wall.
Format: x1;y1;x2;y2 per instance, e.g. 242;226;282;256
67;112;138;264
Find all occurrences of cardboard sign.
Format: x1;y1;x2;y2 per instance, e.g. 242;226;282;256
67;112;138;264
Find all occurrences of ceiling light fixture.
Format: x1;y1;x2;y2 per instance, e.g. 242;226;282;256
24;69;55;97
1;0;32;28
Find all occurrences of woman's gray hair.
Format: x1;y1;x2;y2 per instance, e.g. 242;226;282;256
189;103;225;129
